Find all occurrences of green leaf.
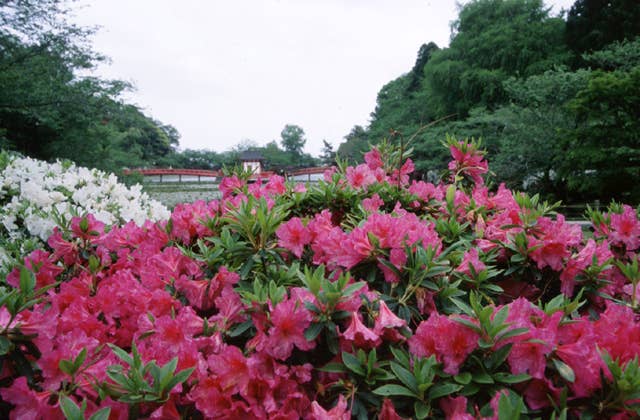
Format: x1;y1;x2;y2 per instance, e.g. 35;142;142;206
342;281;366;297
166;367;195;392
304;323;324;341
414;400;430;419
454;372;472;385
59;359;75;375
74;348;87;371
389;347;410;367
0;336;12;356
59;395;84;420
483;283;504;294
107;344;133;366
19;267;36;294
88;407;111;420
497;327;529;341
158;357;179;390
493;372;531;384
452;317;482;333
473;371;494;384
492;306;509;327
372;384;418;398
485;343;513;370
227;320;253;337
450;297;474;317
131;340;142;368
318;362;347;373
390;361;418;394
342;352;365;376
552;359;575;383
428;382;463;400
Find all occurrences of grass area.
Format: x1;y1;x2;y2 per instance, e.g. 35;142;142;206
142;182;221;208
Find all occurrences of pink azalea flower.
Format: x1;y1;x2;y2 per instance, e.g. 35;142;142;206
342;311;381;350
609;205;640;251
47;227;78;265
556;340;604;398
309;395;350;420
264;297;315;360
6;249;62;289
188;376;236;418
334;227;374;269
71;214;105;242
374;300;407;342
209;287;247;330
456;248;486;277
169;200;217;244
409;313;478;375
264;175;287;196
504;299;561;379
207;345;250;395
362;193;384;212
0;377;59;419
364;148;383;170
594;302;640;364
346;164;377;189
378;398;404;420
448;141;488;186
277;217;311;258
390;158;414;186
323;166;337;181
560;239;612;296
529;214;582;271
408;180;442;202
440;395;474;420
219;175;245;198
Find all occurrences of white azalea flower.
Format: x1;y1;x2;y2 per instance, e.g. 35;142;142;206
0;153;170;273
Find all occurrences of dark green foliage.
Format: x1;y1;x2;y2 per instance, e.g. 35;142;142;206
0;0;179;173
422;0;569;118
566;0;640;57
561;66;640;202
339;0;639;203
320;140;336;166
337;125;370;163
280;124;306;156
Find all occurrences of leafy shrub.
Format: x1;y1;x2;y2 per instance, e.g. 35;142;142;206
0;139;639;419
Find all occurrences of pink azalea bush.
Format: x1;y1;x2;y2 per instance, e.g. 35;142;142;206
1;137;640;419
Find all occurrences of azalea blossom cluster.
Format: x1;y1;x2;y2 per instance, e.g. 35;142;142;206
0;152;170;273
1;140;640;419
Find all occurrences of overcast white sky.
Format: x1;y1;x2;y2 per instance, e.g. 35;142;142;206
73;0;576;156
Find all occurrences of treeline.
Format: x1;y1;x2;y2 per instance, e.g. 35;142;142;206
0;1;329;177
0;0;181;175
164;124;330;172
337;0;640;203
3;0;638;199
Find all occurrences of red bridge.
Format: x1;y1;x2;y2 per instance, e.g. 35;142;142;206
124;167;330;183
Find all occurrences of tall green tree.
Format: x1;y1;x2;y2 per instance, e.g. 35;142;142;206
0;0;180;173
319;140;336;166
490;69;590;198
566;0;640;58
422;0;569;118
337;125;369;163
280;124;306;156
561;67;640;202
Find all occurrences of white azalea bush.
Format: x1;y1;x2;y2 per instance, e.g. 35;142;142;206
0;151;170;273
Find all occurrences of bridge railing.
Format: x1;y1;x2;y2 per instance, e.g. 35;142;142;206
126;167;332;184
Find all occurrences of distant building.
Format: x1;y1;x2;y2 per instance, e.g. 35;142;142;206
239;150;264;174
